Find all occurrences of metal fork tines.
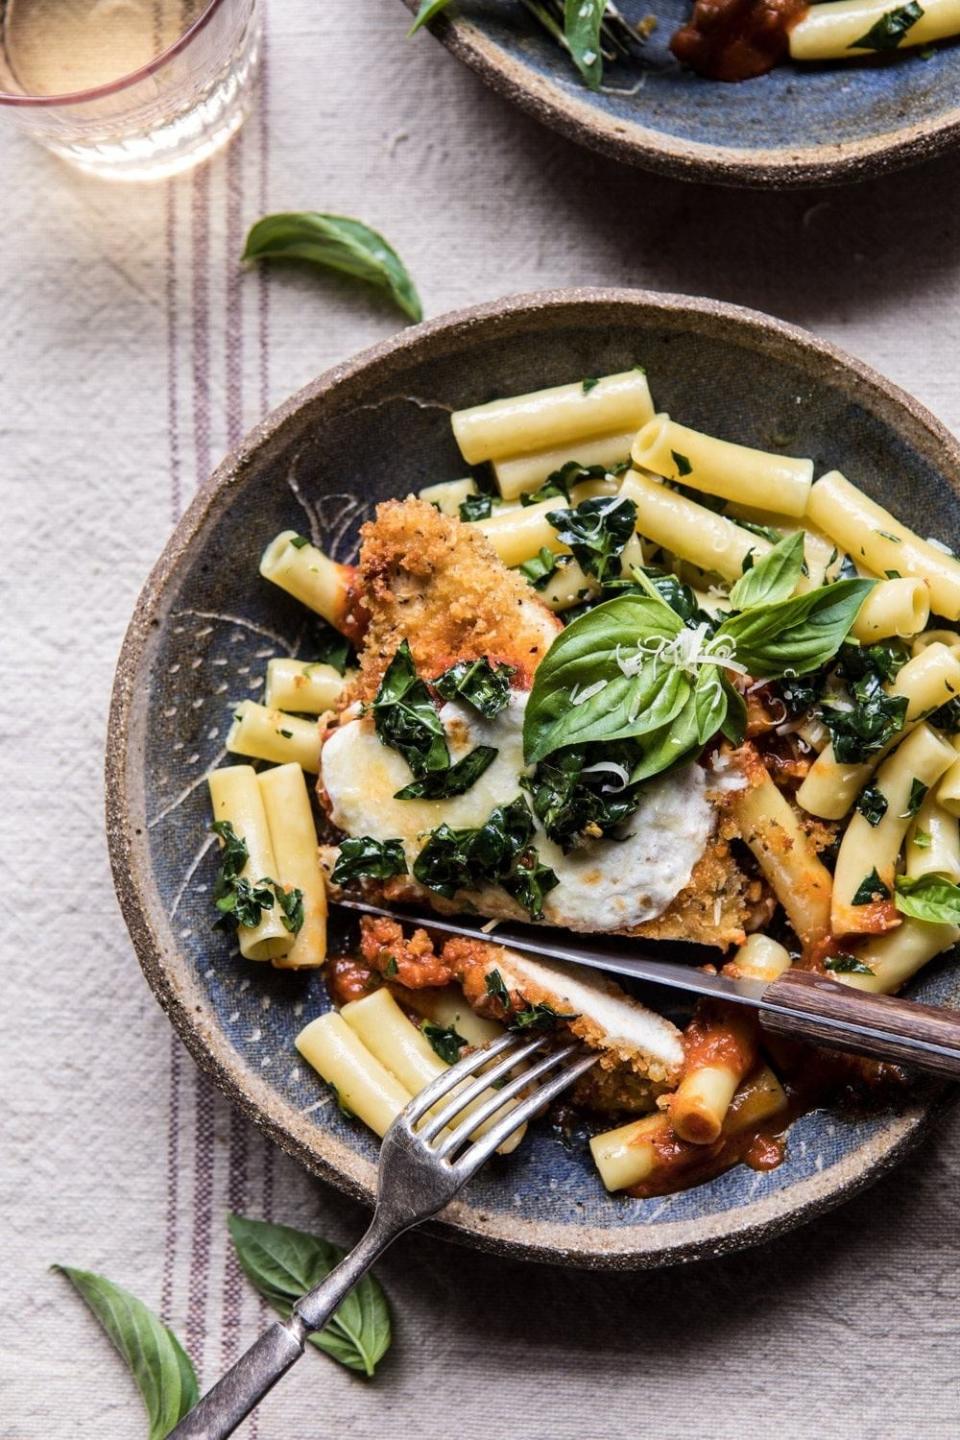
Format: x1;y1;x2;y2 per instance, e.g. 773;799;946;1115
171;1033;597;1440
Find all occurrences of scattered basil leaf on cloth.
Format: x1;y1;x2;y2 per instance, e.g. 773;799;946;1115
227;1213;391;1377
53;1266;198;1438
242;213;422;322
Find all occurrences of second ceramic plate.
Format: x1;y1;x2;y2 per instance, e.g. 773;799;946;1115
402;0;960;186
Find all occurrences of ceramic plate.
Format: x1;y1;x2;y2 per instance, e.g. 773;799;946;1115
108;289;960;1269
400;0;960;186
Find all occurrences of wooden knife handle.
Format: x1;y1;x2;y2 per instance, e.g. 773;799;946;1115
760;969;960;1080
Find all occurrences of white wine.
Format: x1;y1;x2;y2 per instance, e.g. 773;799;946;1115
3;0;206;96
0;0;260;179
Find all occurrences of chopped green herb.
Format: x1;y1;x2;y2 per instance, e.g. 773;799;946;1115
849;0;924;51
738;518;786;544
383;955;399;977
485;968;511;1010
874;529;903;542
459;493;493;522
289;534;310;549
820;644;909;763
671;451;692;477
520;546;561;589
856;783;888;827
421;1020;468;1064
215;876;276;930
330;836;408;885
522;745;641;851
825;953;875;975
394;745;498;800
434;656;516;717
274;884;305;935
413;798;557;917
329;1081;355;1119
851;867;891;906
510;999;580;1032
278;728;293;739
902;777;929;819
546;495;637;585
884;570;902;580
913;829;933;849
372;640;449;777
581;376;600;394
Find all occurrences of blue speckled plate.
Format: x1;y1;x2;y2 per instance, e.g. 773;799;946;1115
107;290;960;1269
400;0;960;186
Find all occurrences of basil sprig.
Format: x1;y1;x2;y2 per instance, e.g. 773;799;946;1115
242;213;422;322
524;579;873;773
54;1267;198;1438
227;1213;391;1376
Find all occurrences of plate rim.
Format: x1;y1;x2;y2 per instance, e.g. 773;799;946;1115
107;286;960;1269
399;1;960;188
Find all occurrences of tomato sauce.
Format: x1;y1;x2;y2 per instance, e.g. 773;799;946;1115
670;0;809;82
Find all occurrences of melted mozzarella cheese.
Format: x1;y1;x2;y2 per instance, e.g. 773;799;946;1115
321;689;714;932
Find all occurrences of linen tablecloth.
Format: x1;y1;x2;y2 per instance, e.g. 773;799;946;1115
5;2;960;1434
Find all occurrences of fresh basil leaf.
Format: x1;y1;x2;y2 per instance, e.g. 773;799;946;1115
523;593;687;763
214;876;275;931
331;836;408;885
459;493;493;522
310;620;355;675
434;657;516;717
720;677;748;745
856;783;888;827
728;531;805;611
824;953;875;975
714;579;874;678
227;1213;391;1377
242;213;422;322
54;1267;197;1439
849;0;924;51
373;640;449;777
421;1020;468;1064
412;797;556;916
546;495;637;585
903;777;929;819
851;867;891;905
394;745;497;799
629;568;701;624
408;0;454;34
894;872;960;923
510;999;579;1031
628;692;702;783
520;546;561;588
564;0;608;88
693;665;729;745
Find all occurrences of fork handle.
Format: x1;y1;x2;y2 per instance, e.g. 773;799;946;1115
169;1214;398;1439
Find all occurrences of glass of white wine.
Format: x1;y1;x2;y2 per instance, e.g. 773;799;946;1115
0;0;261;180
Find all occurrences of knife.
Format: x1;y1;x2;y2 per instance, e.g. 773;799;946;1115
335;898;960;1081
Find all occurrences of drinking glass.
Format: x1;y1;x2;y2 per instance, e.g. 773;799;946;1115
0;0;261;180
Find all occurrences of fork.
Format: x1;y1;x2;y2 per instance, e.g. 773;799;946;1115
170;1032;597;1439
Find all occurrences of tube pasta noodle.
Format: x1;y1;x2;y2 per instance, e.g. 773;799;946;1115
850;578;931;643
263;658;349;715
835;918;960;996
912;629;960;660
340;988;524;1153
257;763;327;969
935;736;960;816
493;431;635;501
536;556;596;613
906;795;960;883
790;0;960;63
723;1065;789;1136
418;478;477;516
797;643;960;819
632;414;813;517
729;762;833;947
474;497;570;567
670;1006;757;1145
260;531;353;629
295;1012;413;1136
208;765;291;962
806;471;960;620
725;933;792;983
227;701;320;773
620;469;772;582
419;990;506;1048
831;724;957;936
452;370;654;465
